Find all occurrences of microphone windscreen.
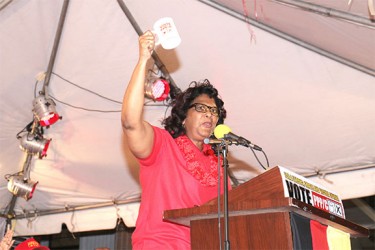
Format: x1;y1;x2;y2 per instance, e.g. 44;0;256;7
214;124;232;139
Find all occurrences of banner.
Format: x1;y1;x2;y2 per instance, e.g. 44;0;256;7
279;166;345;218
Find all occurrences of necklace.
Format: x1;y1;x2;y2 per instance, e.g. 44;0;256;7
174;135;223;187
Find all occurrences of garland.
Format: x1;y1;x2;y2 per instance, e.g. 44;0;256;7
174;135;223;187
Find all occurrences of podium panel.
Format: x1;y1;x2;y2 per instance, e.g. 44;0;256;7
191;212;293;250
164;166;369;249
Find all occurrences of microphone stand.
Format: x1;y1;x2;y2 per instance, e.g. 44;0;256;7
216;140;230;250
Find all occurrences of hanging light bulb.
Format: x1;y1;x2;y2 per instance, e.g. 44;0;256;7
33;95;60;126
19;133;51;159
144;78;170;101
7;175;38;201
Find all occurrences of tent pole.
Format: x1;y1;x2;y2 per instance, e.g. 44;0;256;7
116;0;182;98
3;0;71;220
42;0;70;94
272;0;375;28
8;197;141;220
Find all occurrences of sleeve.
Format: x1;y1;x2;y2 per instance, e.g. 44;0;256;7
137;126;164;167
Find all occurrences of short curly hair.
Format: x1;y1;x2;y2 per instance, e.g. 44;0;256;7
162;79;226;138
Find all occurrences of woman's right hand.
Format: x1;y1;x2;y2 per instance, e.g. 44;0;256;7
138;30;155;61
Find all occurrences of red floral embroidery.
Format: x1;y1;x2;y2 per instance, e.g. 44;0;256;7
174;135;223;187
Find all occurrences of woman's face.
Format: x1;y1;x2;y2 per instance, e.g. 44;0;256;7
184;94;219;144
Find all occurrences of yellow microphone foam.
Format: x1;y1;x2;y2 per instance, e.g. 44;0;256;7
214;124;232;139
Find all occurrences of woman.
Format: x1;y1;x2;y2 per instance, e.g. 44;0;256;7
121;31;228;249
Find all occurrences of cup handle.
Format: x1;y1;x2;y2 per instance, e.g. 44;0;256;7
151;31;161;45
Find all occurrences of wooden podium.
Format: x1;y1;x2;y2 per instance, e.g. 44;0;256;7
164;166;369;249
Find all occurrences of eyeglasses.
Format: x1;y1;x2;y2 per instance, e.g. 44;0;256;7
189;103;220;117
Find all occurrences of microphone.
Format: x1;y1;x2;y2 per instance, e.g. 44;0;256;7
203;137;233;145
214;124;262;151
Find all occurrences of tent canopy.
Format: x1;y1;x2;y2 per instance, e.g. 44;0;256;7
0;0;374;236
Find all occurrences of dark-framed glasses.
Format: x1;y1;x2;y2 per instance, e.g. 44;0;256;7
189;103;220;116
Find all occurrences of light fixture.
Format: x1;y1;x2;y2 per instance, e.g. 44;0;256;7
7;175;38;201
32;95;60;126
144;78;170;101
19;133;51;159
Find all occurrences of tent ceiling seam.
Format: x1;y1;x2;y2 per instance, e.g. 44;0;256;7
1;197;141;220
302;164;375;178
198;0;375;76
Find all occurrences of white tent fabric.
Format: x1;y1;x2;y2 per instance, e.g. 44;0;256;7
0;0;374;236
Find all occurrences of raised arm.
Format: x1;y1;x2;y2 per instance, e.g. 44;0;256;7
121;31;155;159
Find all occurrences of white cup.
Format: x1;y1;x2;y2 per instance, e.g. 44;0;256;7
153;17;181;50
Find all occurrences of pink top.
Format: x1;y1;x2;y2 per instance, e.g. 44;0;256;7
132;126;227;249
